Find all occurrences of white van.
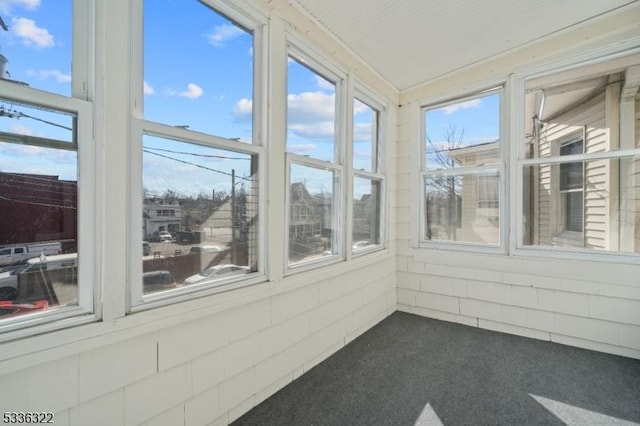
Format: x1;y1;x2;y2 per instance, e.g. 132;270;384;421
0;253;77;301
0;242;62;266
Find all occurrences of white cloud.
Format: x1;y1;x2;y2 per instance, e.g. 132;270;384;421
143;81;155;95
353;122;372;142
11;17;54;48
207;24;245;47
178;83;203;99
289;122;334;139
287;91;335;123
26;69;71;83
9;123;32;135
233;97;252;122
353;99;370;115
439;98;481;114
314;75;334;92
0;0;39;14
286;91;336;140
287;144;317;155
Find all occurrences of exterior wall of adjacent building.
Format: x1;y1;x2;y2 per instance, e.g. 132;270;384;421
397;8;640;361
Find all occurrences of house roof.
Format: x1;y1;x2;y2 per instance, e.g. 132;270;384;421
291;0;639;91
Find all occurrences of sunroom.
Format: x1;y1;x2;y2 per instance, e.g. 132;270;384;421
0;0;638;424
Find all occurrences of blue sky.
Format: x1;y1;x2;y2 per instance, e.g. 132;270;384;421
1;0;497;200
424;92;500;170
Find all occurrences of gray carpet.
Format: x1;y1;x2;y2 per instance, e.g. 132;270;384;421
233;312;640;426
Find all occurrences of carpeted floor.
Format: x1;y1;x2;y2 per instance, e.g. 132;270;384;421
233;311;640;426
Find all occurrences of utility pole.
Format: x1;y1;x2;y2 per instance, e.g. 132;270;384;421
231;169;236;264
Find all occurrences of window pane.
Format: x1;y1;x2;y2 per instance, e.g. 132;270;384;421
424;92;500;170
0;100;78;316
142;135;257;294
289;163;338;264
353;99;377;172
353;177;381;249
522;157;640;252
0;0;72;96
425;172;500;244
144;1;254;142
287;57;336;162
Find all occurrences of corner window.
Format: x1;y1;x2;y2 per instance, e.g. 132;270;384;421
286;47;343;268
352;93;384;252
421;89;502;246
521;55;640;254
134;0;263;305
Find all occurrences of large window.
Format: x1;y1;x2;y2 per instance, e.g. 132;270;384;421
421;89;502;246
521;55;640;254
286;47;343;267
134;0;263;305
0;0;94;334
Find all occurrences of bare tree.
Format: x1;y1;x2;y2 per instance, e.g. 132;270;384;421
425;125;464;240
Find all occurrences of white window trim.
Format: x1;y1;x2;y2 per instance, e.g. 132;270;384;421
284;153;344;274
513;50;640;263
418;85;507;254
0;78;96;340
129;0;267;310
284;36;349;273
350;84;387;257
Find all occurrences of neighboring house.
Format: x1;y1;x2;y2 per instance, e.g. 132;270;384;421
444;66;640;251
143;199;182;239
289;182;324;257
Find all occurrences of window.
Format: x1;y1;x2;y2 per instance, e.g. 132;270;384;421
0;0;94;334
286;47;343;267
352;93;384;252
134;0;263;305
421;89;502;246
520;55;640;254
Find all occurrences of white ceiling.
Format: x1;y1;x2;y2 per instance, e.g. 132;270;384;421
293;0;638;91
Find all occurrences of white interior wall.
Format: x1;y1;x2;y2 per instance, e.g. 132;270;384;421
0;1;398;425
396;8;640;361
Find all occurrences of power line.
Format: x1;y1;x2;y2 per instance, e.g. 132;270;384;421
144;146;251;160
143;149;253;182
0;194;76;209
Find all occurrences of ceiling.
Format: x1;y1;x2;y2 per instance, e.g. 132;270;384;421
293;0;639;91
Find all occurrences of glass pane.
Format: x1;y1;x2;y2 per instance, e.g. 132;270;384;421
353;177;381;250
353;98;377;172
142;135;257;295
289;163;338;264
144;1;254;142
0;0;72;96
425;172;500;244
524;59;640;160
0;100;78;317
424;92;500;170
287;57;336;162
522;157;640;253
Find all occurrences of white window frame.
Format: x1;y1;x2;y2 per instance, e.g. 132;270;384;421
129;0;267;310
514;50;640;261
349;85;387;256
418;86;506;253
0;0;97;339
284;38;347;273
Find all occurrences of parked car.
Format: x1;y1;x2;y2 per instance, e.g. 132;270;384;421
352;240;371;249
0;253;77;301
190;244;223;254
0;241;62;266
142;270;177;292
158;231;173;242
184;264;249;285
